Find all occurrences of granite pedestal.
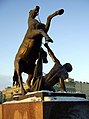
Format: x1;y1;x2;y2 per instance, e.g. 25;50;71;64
0;91;89;119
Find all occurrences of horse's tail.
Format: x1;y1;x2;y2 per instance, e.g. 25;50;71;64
13;70;19;87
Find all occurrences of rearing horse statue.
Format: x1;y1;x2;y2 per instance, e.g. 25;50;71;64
13;6;64;95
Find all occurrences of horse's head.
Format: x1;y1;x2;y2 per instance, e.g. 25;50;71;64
29;6;40;18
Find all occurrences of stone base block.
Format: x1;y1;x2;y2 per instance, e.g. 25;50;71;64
0;101;89;119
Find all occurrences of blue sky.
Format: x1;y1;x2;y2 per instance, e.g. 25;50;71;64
0;0;89;90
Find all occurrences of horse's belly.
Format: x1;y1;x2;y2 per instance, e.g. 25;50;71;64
17;39;34;55
16;39;40;62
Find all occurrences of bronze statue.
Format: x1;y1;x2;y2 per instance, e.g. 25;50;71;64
13;6;64;95
30;43;72;92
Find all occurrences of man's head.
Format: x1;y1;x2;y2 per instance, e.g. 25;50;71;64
58;63;72;81
29;6;40;18
63;63;73;72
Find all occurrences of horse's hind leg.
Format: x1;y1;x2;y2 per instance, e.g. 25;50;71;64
26;64;35;92
18;74;26;95
14;60;26;95
26;74;33;92
26;74;33;87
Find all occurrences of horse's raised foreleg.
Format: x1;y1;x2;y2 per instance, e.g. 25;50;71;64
45;9;64;32
27;29;53;43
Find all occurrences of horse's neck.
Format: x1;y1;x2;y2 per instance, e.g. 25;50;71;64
28;17;45;31
28;17;39;25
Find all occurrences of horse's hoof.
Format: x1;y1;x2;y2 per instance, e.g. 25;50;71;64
22;90;27;96
26;88;31;92
46;38;53;43
58;9;64;15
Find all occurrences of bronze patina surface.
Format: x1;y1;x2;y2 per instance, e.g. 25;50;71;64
13;6;65;95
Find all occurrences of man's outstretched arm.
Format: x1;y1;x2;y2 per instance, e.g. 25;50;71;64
44;43;60;64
